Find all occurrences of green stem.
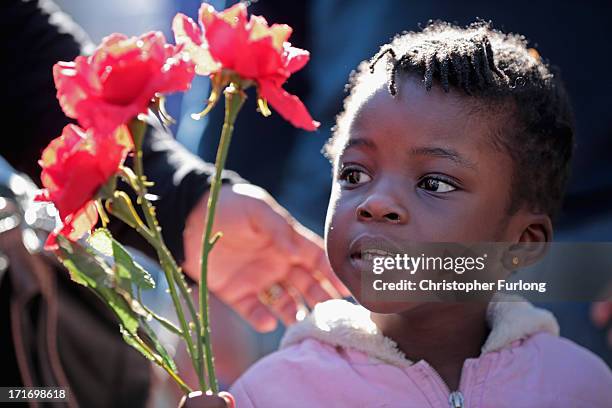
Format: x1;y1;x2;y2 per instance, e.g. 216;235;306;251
130;208;205;389
158;241;204;382
128;120;206;391
171;258;205;387
199;83;246;393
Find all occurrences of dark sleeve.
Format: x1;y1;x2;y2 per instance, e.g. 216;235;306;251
0;0;88;180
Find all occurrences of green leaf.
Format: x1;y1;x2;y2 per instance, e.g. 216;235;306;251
60;257;92;287
88;228;155;291
112;238;155;290
107;295;139;334
56;235;139;334
140;321;178;373
120;325;158;363
57;233;163;365
56;235;109;288
89;228;132;293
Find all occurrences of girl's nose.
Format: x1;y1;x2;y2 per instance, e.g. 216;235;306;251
356;194;408;224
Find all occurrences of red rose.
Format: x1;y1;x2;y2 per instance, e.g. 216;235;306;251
173;3;319;131
54;32;195;134
36;124;133;249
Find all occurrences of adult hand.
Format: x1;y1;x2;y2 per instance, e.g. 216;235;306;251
183;183;348;332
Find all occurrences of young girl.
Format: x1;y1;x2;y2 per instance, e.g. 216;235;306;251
229;22;612;407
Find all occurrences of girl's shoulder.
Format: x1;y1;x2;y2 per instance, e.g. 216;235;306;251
482;332;612;405
516;332;612;388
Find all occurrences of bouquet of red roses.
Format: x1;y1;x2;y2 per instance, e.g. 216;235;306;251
36;2;317;397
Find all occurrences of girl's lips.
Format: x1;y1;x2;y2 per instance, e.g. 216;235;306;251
352;249;401;260
348;234;403;260
349;253;374;273
349;250;399;274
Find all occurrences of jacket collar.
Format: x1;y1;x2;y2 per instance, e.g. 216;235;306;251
280;294;559;367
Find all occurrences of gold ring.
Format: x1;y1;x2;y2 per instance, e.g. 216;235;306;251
258;283;284;306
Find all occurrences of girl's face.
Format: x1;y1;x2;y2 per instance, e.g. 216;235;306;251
325;76;541;313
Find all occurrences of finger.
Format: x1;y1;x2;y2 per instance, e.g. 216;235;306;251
266;288;299;326
248;196;298;255
288;266;335;307
290;231;350;299
247;193;350;298
216;258;284;304
215;207;340;305
591;301;612;327
232;294;278;332
251;197;322;265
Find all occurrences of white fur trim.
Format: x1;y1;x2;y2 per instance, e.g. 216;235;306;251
281;299;412;367
280;294;559;368
481;293;560;354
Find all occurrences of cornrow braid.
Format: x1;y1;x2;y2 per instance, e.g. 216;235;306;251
369;47;398;94
328;20;574;219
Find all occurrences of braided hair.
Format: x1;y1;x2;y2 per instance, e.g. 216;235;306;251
328;21;574;218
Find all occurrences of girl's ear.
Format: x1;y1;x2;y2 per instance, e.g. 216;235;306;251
518;213;553;244
506;213;553;269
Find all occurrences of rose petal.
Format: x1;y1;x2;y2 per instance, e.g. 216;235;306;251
204;12;249;69
172;13;203;46
283;46;310;74
173;14;220;75
43;201;99;251
175;3;318;131
66;201;99;241
200;2;247;29
233;36;284;80
53;31;195;134
38;125;131;234
259;80;319;131
248;16;292;51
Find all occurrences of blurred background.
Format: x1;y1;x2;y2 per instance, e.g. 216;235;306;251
2;0;611;406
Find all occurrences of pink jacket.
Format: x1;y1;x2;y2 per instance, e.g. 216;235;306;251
231;298;612;407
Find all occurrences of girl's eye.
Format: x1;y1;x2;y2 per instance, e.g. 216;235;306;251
418;177;457;193
339;168;372;185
